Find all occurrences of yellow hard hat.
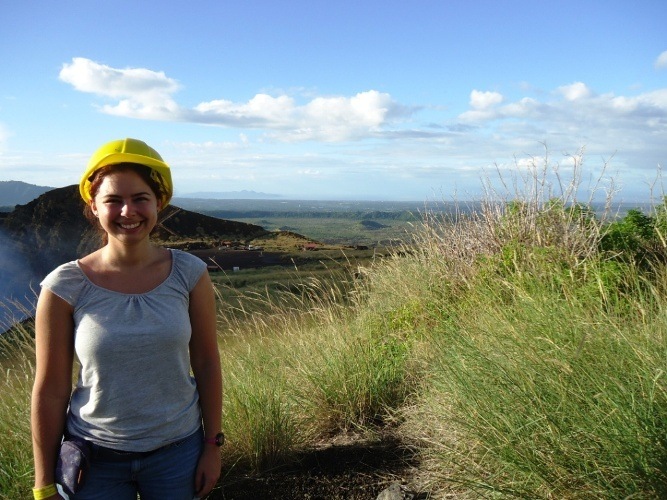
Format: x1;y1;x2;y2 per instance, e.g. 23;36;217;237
79;138;173;207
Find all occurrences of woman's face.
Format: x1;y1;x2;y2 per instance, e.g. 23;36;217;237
90;169;162;245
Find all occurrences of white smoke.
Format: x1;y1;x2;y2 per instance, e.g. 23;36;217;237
0;227;39;333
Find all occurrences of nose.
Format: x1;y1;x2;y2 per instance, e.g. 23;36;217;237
120;201;136;217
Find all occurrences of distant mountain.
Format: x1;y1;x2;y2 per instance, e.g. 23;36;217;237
0;181;54;206
177;190;282;200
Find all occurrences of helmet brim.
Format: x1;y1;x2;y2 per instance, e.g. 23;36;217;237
79;152;173;207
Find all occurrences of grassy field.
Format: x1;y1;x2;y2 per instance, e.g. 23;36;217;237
235;216;416;247
2;160;666;498
175;198;428;247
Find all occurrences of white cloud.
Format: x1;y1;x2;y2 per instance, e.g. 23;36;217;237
502;97;541;117
459;94;538;123
59;58;410;142
59;58;181;119
457;83;667;141
194;94;296;127
192;90;401;141
469;90;503;109
655;50;667;69
59;57;180;98
557;82;592;101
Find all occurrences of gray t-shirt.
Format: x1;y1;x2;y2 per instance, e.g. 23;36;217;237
40;249;207;452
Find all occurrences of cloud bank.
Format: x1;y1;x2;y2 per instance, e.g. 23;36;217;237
59;57;409;142
60;57;667;147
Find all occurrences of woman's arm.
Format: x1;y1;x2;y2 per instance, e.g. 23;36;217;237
31;289;74;493
189;271;223;497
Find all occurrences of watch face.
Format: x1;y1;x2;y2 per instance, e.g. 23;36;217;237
215;432;225;446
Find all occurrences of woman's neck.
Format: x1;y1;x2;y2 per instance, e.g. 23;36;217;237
101;240;161;270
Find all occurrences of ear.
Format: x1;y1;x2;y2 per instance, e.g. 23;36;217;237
90;200;98;217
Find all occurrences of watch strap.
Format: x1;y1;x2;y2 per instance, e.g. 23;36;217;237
204;432;225;446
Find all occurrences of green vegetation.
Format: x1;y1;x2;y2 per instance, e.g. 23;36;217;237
0;322;35;497
2;158;666;498
181;198;432;246
235;215;415;246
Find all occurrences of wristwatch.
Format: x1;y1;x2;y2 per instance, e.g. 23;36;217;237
204;432;225;447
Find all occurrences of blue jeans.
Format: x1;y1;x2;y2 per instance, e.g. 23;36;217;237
66;428;203;500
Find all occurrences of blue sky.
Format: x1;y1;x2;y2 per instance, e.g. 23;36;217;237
1;1;666;202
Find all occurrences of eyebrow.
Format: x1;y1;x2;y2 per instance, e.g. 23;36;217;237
101;191;152;199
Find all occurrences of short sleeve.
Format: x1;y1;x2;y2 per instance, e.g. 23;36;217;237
171;250;207;292
40;261;86;306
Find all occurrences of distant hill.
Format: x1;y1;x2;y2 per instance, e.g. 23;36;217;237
0;181;54;206
177;190;282;200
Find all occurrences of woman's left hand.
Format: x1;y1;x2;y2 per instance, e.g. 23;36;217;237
194;445;222;498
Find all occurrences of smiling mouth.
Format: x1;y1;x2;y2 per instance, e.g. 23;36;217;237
119;222;141;230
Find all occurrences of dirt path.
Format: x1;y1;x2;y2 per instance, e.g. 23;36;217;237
210;435;427;499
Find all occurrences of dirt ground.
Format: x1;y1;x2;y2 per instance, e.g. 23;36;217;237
209;434;428;500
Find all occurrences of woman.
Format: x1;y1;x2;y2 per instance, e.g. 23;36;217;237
31;138;223;499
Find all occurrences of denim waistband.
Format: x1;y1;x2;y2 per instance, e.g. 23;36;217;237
92;443;157;462
90;434;192;462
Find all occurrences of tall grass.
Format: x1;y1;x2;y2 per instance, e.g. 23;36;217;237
216;271;413;472
387;156;667;497
0;318;36;498
1;152;666;498
399;266;666;497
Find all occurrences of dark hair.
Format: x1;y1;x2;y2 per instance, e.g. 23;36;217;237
82;163;166;243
